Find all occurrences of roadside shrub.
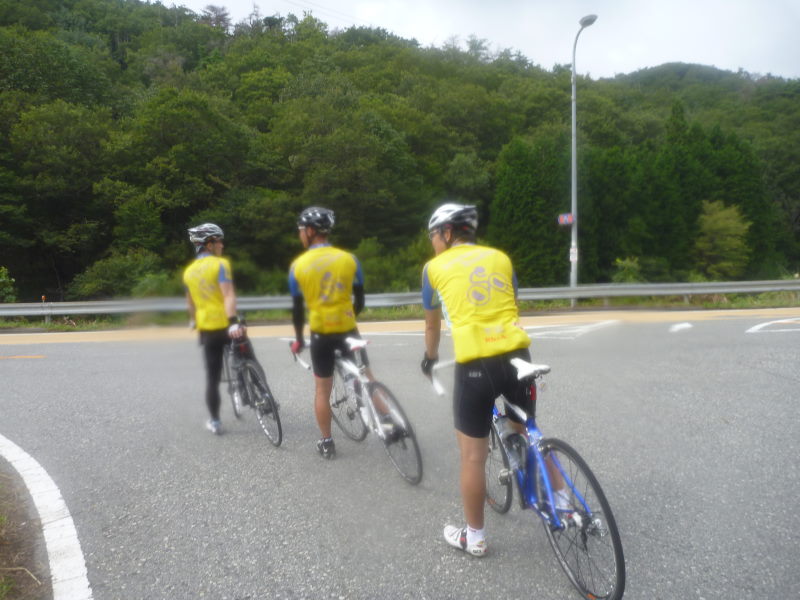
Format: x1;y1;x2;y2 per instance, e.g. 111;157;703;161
611;257;643;283
68;249;164;299
0;267;16;302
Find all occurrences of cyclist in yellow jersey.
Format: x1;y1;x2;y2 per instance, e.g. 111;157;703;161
420;203;532;557
183;223;245;435
289;207;368;459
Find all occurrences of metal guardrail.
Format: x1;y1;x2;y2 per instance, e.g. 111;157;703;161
1;279;798;318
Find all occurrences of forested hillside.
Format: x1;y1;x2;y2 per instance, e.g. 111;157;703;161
1;0;798;301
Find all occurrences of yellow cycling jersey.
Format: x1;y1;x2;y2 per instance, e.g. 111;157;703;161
183;255;233;331
423;244;530;363
289;245;361;334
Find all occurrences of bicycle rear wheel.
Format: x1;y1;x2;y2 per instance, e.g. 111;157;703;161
223;346;242;419
537;438;625;600
330;367;368;441
485;423;512;514
369;382;423;485
242;361;282;447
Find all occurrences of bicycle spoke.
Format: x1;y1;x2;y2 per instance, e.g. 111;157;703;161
485;424;512;513
329;369;368;441
243;362;282;447
369;382;423;485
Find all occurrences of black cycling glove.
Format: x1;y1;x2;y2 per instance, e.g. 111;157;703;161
420;354;438;377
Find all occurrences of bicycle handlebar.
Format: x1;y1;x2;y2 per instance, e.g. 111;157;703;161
428;357;551;397
429;359;455;397
290;344;312;371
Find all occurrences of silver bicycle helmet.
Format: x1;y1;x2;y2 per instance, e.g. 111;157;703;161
428;203;478;232
297;206;335;233
188;223;224;246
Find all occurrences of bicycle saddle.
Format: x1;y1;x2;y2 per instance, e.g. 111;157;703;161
510;358;551;380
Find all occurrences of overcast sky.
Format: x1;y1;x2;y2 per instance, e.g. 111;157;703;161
173;0;800;79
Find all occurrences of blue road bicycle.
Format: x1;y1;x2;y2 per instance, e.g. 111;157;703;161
433;357;625;600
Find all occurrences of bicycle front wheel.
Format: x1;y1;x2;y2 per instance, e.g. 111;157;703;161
537;438;625;600
223;346;243;419
330;367;368;441
485;423;512;514
242;361;282;447
369;382;423;485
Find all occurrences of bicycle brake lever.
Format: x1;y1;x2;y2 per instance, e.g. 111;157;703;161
430;359;454;397
291;349;312;371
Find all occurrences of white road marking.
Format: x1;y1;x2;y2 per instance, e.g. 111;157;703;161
746;318;800;334
0;433;93;600
524;319;619;339
669;322;694;333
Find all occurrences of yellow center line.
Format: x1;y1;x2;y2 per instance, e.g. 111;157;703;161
0;355;46;359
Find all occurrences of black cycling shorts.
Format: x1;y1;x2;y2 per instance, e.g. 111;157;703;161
452;348;533;438
310;329;369;378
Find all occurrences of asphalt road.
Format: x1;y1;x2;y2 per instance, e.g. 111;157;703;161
1;309;799;599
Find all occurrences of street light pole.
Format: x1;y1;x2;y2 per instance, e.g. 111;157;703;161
570;14;597;303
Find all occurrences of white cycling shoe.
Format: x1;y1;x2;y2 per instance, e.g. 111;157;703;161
443;525;488;557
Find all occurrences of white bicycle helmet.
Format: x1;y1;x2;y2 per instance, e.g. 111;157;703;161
188;223;224;247
428;203;478;232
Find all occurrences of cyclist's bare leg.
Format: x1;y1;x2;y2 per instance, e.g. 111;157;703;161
509;421;566;492
456;431;490;529
363;366;393;415
546;455;566;491
314;375;334;438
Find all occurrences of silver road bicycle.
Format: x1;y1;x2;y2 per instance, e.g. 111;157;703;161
293;337;423;484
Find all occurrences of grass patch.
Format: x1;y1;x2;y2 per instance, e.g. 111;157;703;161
0;471;47;600
0;576;13;599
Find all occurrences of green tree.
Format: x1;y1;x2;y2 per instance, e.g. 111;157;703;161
0;27;114;106
611;257;643;283
706;126;782;276
694;200;751;280
580;145;637;282
488;131;569;286
267;81;427;248
0;266;16;302
105;87;254;266
8;100;113;298
443;151;491;211
69;248;165;299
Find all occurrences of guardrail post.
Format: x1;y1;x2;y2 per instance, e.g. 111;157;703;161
41;295;51;324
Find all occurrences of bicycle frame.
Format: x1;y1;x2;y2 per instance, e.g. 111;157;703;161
225;336;253;376
498;390;591;531
333;340;394;441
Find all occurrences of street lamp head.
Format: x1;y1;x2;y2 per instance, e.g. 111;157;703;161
579;14;597;28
